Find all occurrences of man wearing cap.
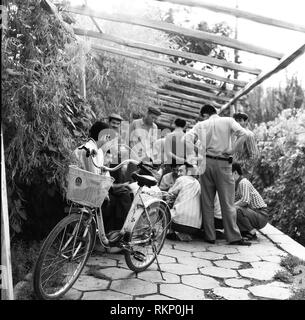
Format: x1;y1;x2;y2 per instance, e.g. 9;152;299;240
185;104;252;246
126;106;161;180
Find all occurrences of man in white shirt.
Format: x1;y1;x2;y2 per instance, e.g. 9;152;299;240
185;104;251;246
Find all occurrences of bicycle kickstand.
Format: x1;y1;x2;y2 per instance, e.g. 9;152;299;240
152;243;165;281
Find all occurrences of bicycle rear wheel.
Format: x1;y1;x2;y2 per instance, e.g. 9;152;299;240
33;213;95;300
124;202;170;272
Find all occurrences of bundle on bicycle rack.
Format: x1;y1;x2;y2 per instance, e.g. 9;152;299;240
66;165;114;207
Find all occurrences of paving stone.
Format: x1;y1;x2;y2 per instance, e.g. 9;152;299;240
162;248;193;259
118;260;158;271
160;263;199;275
61;288;82;300
199;266;238;278
177;257;213;268
137;270;180;283
136;294;174;300
214;260;242;269
224;278;252;288
103;253;125;261
73;275;109;291
207;246;239;255
160;283;205;300
86;256;117;268
237;244;285;256
95;267;136;280
82;290;132;300
248;283;292;300
182;275;220;290
226;253;261;262
213;287;251;300
193;251;224;260
111;278;157;296
238;268;278;281
173;241;207;252
259;255;283;264
158;255;177;264
250;261;284;272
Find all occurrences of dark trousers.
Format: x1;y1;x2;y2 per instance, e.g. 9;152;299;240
199;158;242;243
236;206;268;232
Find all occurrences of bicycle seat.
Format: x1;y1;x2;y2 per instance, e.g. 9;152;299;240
131;173;157;188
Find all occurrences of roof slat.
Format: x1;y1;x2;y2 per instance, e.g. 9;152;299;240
67;6;284;59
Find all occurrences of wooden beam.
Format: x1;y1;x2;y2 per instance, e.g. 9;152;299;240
157;71;237;95
157;88;223;106
92;44;247;86
74;28;261;75
220;43;305;113
67;6;284;59
156;98;202;114
160;103;199;118
156;0;305;33
163;82;231;102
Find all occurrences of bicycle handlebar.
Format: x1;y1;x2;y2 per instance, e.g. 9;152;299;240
78;145;140;172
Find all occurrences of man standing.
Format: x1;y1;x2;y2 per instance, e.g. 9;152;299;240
164;118;187;167
126;106;161;180
108;113;124;182
185;104;251;246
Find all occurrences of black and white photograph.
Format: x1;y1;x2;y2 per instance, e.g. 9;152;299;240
1;0;305;309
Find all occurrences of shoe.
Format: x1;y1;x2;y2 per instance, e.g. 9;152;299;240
216;230;225;240
241;231;258;240
204;239;216;244
166;232;179;241
176;232;193;242
229;239;251;246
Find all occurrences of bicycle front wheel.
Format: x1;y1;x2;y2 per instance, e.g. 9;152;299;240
124;202;170;272
33;213;94;300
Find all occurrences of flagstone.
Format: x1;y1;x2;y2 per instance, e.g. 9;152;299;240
137;270;180;283
177;257;213;268
193;251;224;260
157;255;177;264
199;266;238;278
182;275;220;290
213;287;251;300
214;260;242;269
136;294;174;300
61;288;82;300
86;256;118;268
160;263;199;275
226;253;261;262
248;283;293;300
250;261;284;272
160;283;205;300
162;248;193;258
73;275;109;291
110;278;157;296
82;290;132;300
238;268;278;281
224;278;252;288
95;267;136;280
259;255;283;264
207;246;239;255
173;241;207;252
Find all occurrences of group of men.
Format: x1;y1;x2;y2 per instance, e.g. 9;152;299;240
74;104;268;247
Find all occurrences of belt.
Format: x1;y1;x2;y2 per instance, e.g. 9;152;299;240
206;154;233;163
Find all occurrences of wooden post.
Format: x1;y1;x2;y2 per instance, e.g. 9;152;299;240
1;125;14;300
79;43;86;99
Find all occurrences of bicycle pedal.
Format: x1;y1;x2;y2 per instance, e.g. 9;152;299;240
133;251;146;262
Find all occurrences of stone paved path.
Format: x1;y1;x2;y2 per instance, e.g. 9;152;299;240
63;229;299;300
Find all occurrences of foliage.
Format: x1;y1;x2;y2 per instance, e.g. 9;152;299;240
280;255;305;274
273;270;293;284
242;76;305;124
252;106;305;245
11;239;42;285
2;0;97;238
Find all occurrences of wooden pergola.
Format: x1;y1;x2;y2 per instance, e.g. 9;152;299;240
41;0;305;128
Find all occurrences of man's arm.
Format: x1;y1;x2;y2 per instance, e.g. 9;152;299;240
230;119;249;154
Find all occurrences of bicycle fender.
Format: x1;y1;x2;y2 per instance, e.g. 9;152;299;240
123;197;169;234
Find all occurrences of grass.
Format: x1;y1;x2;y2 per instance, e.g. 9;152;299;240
275;254;305;300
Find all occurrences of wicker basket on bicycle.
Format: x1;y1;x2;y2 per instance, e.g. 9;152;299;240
66;165;115;207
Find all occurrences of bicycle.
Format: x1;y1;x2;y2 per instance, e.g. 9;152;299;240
33;150;171;300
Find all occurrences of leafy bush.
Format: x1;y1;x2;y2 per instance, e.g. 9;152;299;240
253;107;305;245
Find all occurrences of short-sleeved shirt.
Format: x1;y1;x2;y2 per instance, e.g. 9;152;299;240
129;118;158;160
236;177;267;209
